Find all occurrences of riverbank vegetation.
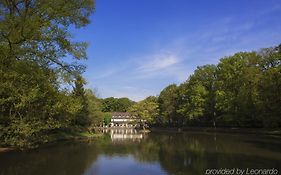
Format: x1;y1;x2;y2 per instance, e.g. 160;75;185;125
130;45;281;129
0;0;101;148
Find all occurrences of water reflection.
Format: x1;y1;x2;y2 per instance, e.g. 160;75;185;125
0;131;280;175
102;129;145;142
83;155;167;175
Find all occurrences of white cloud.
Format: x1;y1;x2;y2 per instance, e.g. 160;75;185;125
129;51;191;82
92;69;118;79
138;52;180;72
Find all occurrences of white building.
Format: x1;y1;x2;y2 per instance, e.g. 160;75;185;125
109;112;139;128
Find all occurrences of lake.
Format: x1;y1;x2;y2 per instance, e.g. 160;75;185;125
0;129;280;175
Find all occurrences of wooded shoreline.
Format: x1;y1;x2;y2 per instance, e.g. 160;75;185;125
150;127;281;136
0;131;102;153
1;126;280;153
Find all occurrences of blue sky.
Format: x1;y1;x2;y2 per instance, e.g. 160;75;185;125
72;0;281;101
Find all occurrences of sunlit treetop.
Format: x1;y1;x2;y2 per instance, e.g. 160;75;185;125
0;0;95;79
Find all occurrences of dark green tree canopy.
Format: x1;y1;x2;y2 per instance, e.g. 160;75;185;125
0;0;94;77
0;0;95;148
101;97;135;112
135;44;281;128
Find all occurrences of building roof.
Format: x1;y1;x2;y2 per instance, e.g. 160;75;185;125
111;112;136;119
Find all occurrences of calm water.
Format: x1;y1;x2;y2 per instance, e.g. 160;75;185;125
0;129;280;175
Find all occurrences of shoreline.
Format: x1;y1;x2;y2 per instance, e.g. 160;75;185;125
2;127;280;153
150;127;281;136
0;131;103;153
0;147;15;153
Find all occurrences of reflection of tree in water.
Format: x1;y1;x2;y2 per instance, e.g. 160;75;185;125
97;132;281;175
142;133;207;175
1;132;280;175
148;133;281;174
94;132;209;175
0;140;101;175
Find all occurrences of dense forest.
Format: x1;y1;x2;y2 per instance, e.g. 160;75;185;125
0;0;280;149
130;45;281;128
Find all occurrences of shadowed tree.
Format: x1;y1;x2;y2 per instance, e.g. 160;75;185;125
0;0;95;148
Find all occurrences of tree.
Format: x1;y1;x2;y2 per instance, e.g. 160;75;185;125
101;97;134;112
215;52;261;127
158;84;179;126
129;96;159;128
157;45;281;128
0;0;95;148
101;97;116;112
176;65;217;126
0;0;94;75
72;76;90;127
103;113;112;126
256;45;281;127
84;89;104;126
117;97;135;112
0;60;82;147
178;82;207;124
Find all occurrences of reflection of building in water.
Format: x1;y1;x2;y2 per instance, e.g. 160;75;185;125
110;112;140;128
103;129;145;142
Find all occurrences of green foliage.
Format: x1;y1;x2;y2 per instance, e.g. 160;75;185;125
0;60;82;148
178;83;207;120
103;113;112;125
213;52;269;127
72;76;91;127
0;0;95;148
85;89;104;126
158;84;179;125
129;96;159;125
177;65;217;125
118;97;135;111
145;45;281;128
256;45;281;127
101;97;134;112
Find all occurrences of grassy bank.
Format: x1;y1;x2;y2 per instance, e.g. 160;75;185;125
0;148;15;153
49;131;103;141
150;127;281;136
0;130;103;152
